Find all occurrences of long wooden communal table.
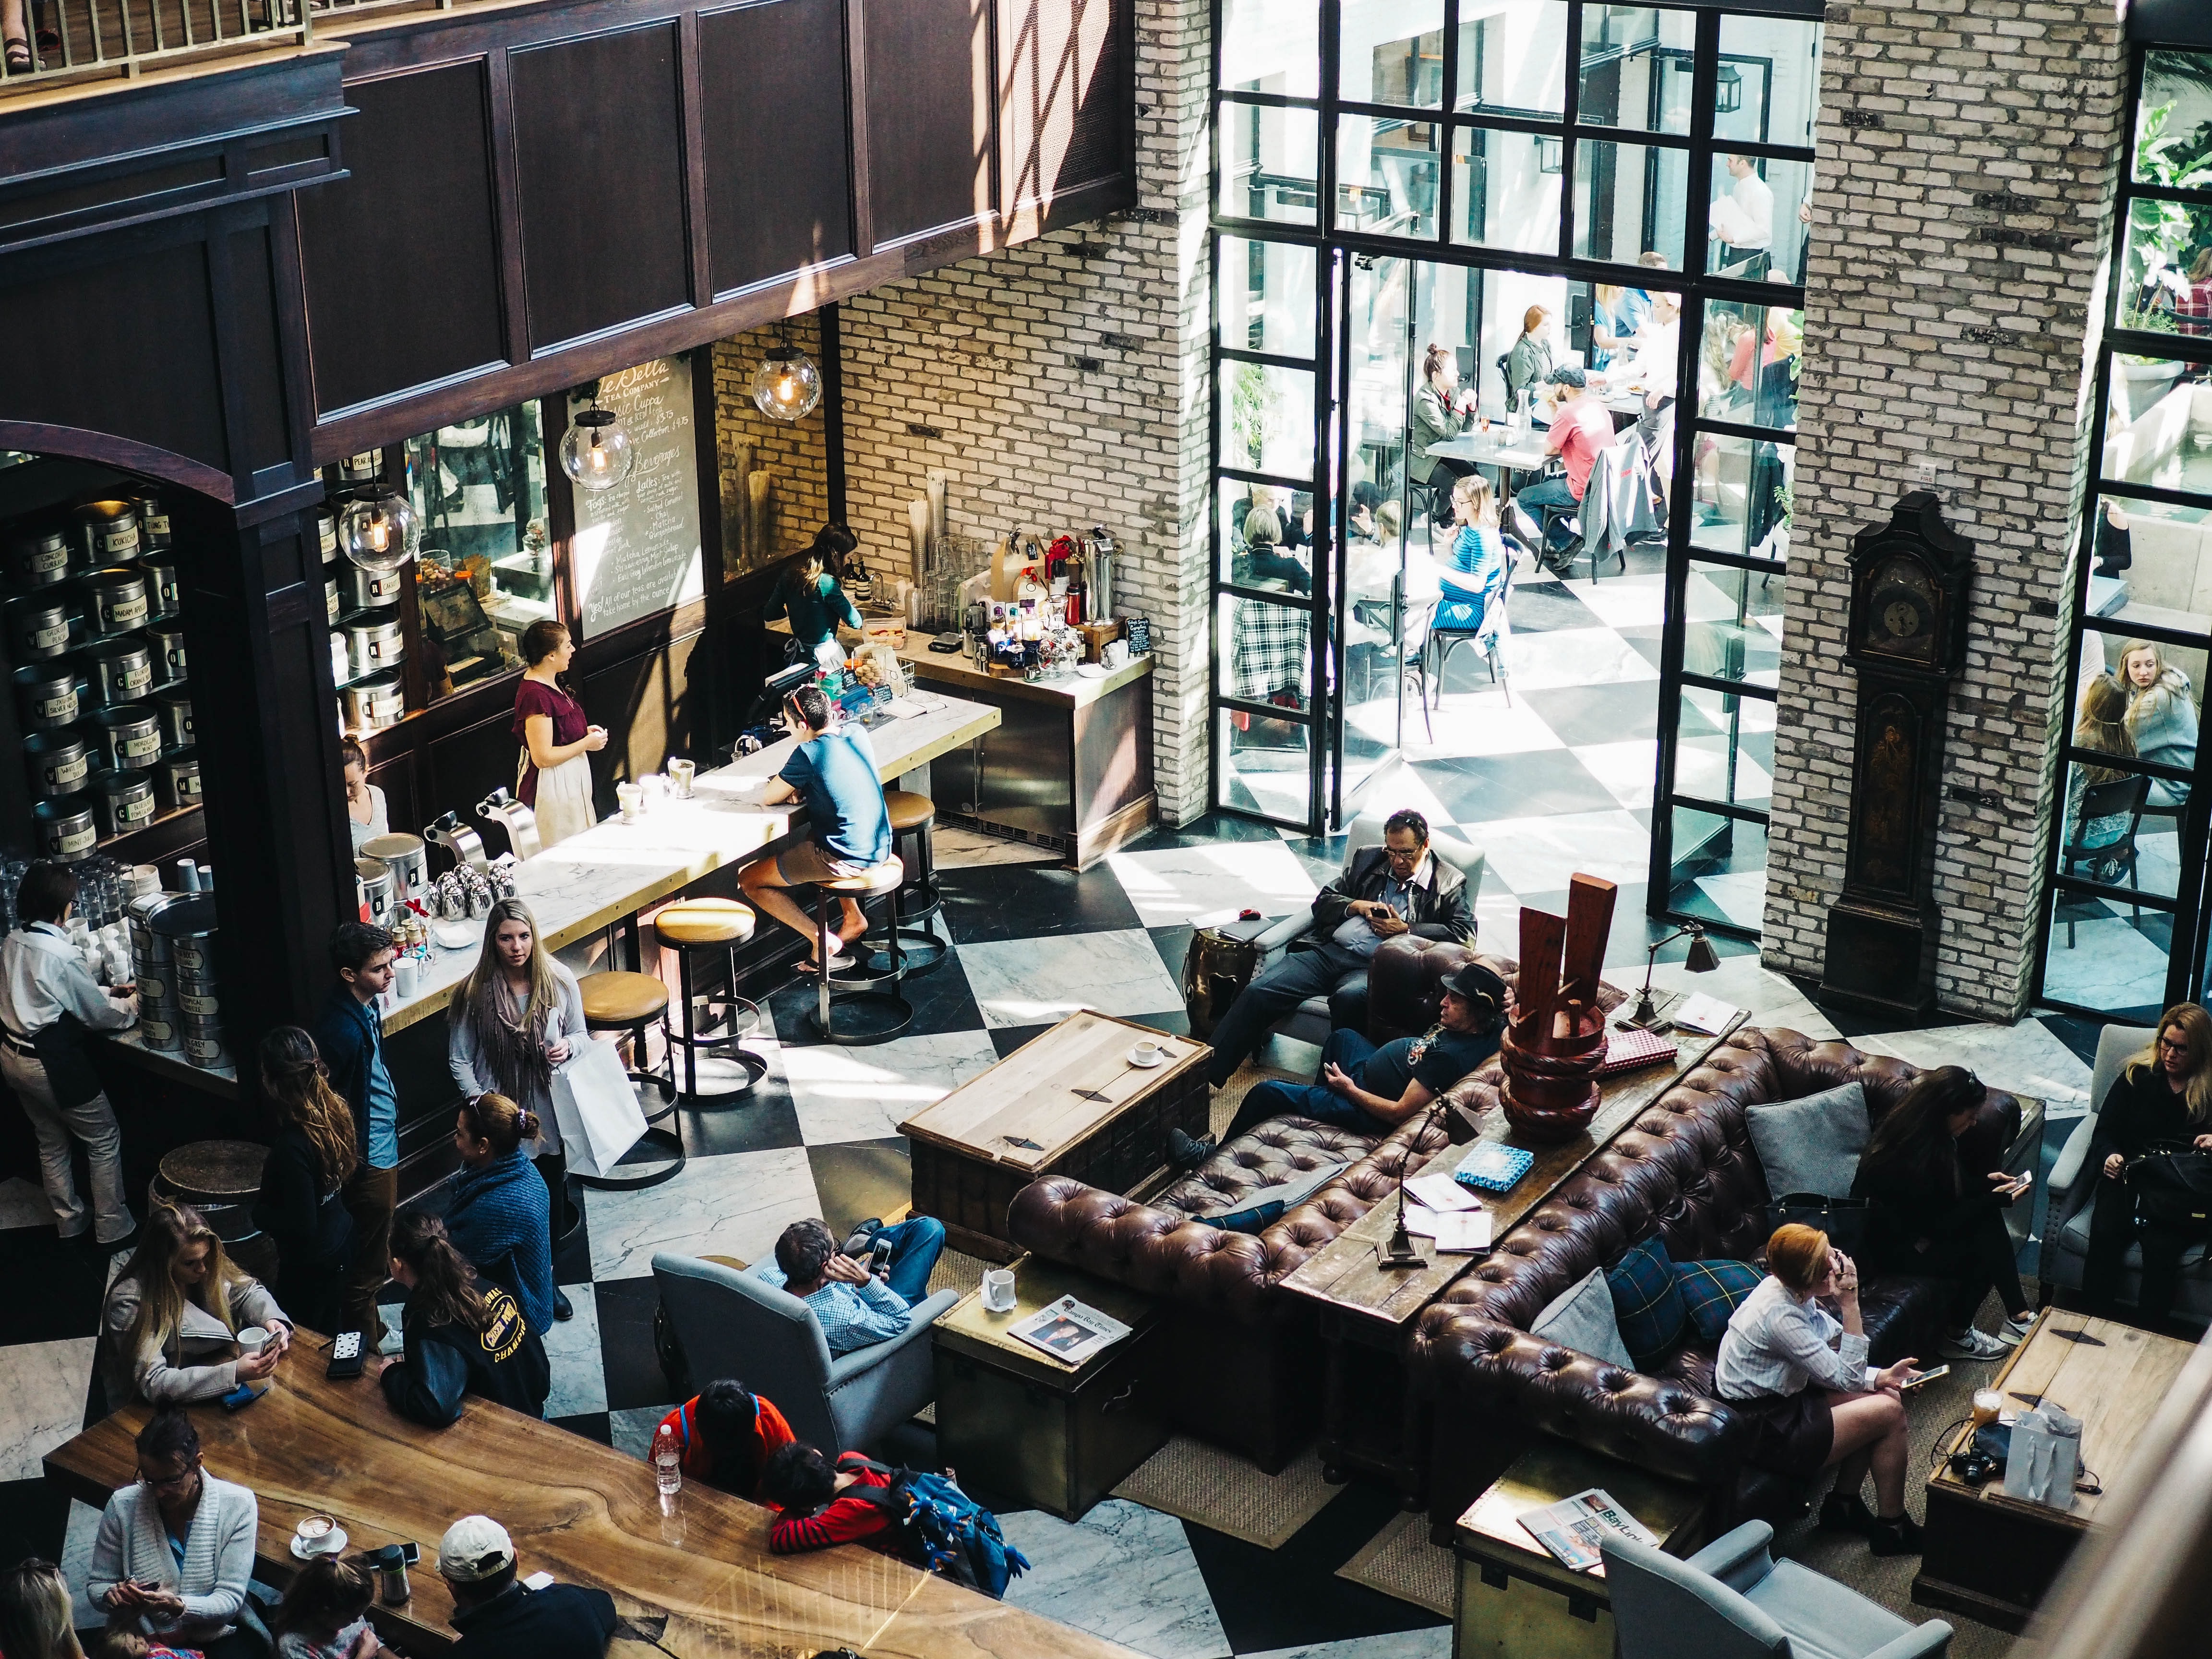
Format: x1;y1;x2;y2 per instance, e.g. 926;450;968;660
44;1357;1135;1659
1279;1012;1750;1505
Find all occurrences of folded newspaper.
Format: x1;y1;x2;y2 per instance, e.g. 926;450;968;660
1518;1487;1659;1573
1009;1295;1133;1366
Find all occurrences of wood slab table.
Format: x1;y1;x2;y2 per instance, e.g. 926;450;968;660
901;1011;1210;1261
1913;1310;2196;1632
1279;1012;1748;1504
44;1350;1137;1659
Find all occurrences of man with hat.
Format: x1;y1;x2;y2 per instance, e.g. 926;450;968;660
438;1515;615;1659
1200;960;1511;1153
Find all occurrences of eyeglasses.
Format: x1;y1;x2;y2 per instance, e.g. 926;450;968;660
1382;845;1422;866
142;1465;197;1492
2159;1036;2189;1054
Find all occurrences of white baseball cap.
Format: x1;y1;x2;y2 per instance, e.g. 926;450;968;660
437;1515;515;1583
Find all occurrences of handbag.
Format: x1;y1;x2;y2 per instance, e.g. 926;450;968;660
549;1037;649;1178
1181;926;1262;1040
2130;1140;2212;1232
1765;1192;1870;1253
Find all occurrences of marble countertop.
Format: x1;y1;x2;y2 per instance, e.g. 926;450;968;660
373;690;998;1035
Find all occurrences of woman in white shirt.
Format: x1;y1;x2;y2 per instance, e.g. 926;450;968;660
1715;1223;1922;1554
342;740;388;855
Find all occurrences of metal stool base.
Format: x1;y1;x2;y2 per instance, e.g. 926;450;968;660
572;1126;687;1191
865;926;947;975
672;991;768;1106
805;990;914;1045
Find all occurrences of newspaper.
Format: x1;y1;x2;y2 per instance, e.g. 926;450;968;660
1008;1294;1133;1366
1517;1487;1660;1573
1404;1207;1492;1252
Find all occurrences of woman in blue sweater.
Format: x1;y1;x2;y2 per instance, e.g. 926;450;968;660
1433;473;1507;635
440;1093;556;1336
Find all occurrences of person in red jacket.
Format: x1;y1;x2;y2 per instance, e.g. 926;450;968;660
651;1379;795;1501
759;1444;900;1554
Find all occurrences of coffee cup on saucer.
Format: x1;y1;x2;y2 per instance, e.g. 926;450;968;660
293;1514;342;1556
1128;1039;1163;1068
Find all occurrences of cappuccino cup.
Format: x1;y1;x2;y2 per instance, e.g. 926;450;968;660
294;1514;339;1555
1131;1039;1162;1065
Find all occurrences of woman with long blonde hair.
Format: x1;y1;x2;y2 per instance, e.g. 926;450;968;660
2084;1002;2212;1329
448;897;586;1304
250;1027;359;1334
0;1559;85;1659
2066;672;2140;876
102;1200;291;1405
2116;637;2198;809
1432;472;1507;637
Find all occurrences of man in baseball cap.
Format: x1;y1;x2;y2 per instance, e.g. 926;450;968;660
437;1515;615;1659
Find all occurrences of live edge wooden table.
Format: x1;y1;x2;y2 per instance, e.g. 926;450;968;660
901;1011;1210;1261
44;1350;1138;1659
1913;1310;2197;1633
1278;1013;1749;1507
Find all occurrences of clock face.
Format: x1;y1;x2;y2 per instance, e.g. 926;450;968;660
1862;556;1937;661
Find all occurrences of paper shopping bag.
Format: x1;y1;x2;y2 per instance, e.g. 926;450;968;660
2002;1403;2082;1510
550;1037;649;1178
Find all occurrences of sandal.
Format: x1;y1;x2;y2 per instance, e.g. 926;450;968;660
4;39;32;72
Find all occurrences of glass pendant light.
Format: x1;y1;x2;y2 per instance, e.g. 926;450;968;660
560;399;635;493
752;330;822;422
340;490;416;575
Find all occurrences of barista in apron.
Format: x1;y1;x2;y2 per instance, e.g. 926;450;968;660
763;526;863;671
0;861;139;1245
513;620;606;848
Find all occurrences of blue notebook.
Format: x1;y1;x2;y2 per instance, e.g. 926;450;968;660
1455;1142;1536;1194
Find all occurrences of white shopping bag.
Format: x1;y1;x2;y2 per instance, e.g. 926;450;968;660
550;1037;649;1178
2002;1403;2082;1510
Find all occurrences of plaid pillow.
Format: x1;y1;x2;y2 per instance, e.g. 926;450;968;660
1673;1258;1763;1346
1605;1236;1689;1370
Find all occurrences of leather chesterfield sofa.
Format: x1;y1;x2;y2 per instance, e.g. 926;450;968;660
1406;1025;2023;1536
1006;935;1618;1470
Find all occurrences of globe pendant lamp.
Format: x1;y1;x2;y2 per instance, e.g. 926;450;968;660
752;332;822;422
340;490;416;575
560;400;635;493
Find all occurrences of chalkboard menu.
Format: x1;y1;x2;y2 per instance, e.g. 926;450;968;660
569;354;704;639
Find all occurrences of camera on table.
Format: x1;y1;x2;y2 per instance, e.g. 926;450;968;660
1948;1446;2001;1485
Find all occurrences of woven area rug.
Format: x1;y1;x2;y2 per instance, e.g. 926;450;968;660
1111;1437;1338;1551
1336;1510;1455;1617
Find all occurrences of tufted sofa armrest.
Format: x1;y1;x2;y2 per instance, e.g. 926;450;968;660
1007;1107;1460;1323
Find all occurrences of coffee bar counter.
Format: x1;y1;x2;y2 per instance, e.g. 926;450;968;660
770;621;1156;867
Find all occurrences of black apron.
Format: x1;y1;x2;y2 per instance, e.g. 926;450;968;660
30;1010;103;1108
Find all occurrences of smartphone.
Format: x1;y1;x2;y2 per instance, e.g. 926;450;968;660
400;1542;420;1566
1901;1364;1950;1391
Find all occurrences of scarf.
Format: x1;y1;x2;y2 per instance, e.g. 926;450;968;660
472;976;552;1106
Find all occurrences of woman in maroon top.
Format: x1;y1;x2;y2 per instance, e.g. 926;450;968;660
512;621;605;847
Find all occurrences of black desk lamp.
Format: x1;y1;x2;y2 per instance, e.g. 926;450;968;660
1624;921;1720;1031
1382;1099;1451;1269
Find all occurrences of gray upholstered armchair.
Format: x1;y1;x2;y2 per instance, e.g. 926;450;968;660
650;1251;958;1455
1603;1522;1952;1659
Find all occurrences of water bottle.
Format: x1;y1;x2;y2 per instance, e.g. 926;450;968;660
652;1424;682;1510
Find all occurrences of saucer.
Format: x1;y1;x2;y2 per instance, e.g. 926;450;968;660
290;1527;347;1561
1127;1045;1166;1068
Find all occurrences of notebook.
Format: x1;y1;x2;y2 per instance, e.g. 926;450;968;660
1454;1142;1536;1194
1598;1026;1678;1075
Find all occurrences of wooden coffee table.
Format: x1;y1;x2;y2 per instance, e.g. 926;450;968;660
900;1010;1209;1261
1279;1013;1747;1504
1914;1310;2196;1631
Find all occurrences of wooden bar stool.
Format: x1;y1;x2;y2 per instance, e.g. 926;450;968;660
807;856;913;1045
653;897;769;1101
573;968;685;1191
866;789;948;975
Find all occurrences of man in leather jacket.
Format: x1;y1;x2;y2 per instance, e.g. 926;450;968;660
1201;809;1474;1091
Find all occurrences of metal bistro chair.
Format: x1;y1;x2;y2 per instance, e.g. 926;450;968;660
2061;772;2151;948
1422;543;1520;714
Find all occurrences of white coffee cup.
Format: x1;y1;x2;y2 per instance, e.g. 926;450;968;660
668;759;696;799
617;782;645;822
293;1513;338;1554
1131;1039;1162;1066
982;1269;1017;1313
237;1326;270;1357
393;955;418;999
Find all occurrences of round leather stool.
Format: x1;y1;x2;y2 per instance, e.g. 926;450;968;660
653;898;769;1101
865;789;947;975
806;856;913;1045
156;1140;275;1282
573;969;685;1191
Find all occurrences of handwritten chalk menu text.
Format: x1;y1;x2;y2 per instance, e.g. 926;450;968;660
569;355;704;639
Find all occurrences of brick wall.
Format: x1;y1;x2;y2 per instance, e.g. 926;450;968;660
835;0;1214;823
709;316;831;578
1761;0;2129;1017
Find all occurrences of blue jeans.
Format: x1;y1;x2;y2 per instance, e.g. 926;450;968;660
1205;939;1372;1086
1226;1027;1395;1142
879;1216;946;1305
1515;471;1578;533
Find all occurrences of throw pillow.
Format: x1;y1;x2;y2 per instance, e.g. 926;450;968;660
1744;1080;1870;1200
1673;1258;1763;1346
1530;1265;1635;1371
1605;1236;1689;1370
1192;1161;1352;1235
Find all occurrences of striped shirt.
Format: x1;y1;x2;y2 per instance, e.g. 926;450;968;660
1714;1276;1877;1401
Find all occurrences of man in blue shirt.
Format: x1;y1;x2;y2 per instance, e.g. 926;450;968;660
739;684;894;969
313;921;401;1347
752;1216;946;1356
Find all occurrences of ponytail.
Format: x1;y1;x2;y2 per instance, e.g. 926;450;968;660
457;1091;537;1156
390;1211;492;1334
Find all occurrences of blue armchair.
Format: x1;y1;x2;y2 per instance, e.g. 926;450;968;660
1603;1522;1952;1659
650;1251;958;1455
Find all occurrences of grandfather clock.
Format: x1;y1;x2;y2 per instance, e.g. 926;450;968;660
1818;492;1974;1018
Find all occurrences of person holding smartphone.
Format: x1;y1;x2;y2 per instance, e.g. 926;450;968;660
1715;1224;1922;1556
88;1409;260;1659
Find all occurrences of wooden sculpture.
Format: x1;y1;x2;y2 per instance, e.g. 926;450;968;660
1499;873;1617;1142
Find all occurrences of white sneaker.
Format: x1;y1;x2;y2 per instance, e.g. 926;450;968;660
1938;1326;2008;1361
1996;1315;2033;1347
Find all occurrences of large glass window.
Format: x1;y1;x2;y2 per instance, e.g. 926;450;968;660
2037;42;2212;1021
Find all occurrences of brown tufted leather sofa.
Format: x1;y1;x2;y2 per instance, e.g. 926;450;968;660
1006;933;1624;1469
1407;1025;2024;1536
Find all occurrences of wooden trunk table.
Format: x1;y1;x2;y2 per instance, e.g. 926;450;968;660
1452;1438;1708;1659
1914;1309;2196;1632
900;1011;1209;1261
1278;1013;1747;1506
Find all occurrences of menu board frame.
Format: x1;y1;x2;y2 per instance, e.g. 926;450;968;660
566;354;706;641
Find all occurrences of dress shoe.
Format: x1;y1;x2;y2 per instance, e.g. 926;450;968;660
553;1287;574;1322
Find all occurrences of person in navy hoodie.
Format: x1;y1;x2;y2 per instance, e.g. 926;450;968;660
440;1092;557;1336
